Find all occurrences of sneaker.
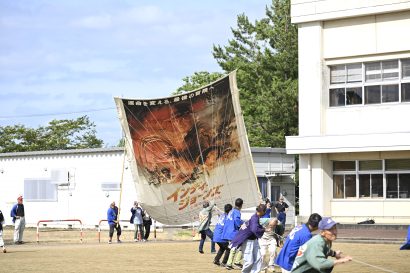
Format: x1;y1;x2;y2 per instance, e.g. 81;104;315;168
142;239;147;242
117;240;122;243
108;240;112;244
199;250;204;254
220;263;226;267
226;265;234;270
2;248;6;253
233;263;243;269
134;239;138;242
213;260;221;266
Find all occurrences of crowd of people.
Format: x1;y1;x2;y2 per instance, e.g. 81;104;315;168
106;200;152;244
197;197;353;273
0;195;353;273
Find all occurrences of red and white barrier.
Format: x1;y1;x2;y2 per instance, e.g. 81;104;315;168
97;219;130;243
36;219;83;243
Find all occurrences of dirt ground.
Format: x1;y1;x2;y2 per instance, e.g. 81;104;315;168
1;227;409;273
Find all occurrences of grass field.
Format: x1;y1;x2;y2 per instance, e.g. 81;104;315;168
0;227;409;273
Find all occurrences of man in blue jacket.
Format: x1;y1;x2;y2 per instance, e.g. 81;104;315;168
222;198;244;269
212;203;233;266
10;195;25;244
107;201;121;244
275;213;322;273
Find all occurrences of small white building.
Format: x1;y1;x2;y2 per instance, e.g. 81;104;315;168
287;0;410;224
252;147;296;225
0;147;295;228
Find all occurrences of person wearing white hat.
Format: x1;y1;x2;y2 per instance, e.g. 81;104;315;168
10;195;25;244
291;217;352;273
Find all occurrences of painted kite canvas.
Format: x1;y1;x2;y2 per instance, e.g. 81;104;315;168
115;72;260;224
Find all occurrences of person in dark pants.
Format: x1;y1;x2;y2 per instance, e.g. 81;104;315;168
213;203;233;266
198;200;218;254
0;209;6;253
142;210;152;241
130;201;144;242
107;201;121;244
274;196;289;228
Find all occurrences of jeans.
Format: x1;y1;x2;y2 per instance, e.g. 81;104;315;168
278;212;286;227
199;228;216;252
134;224;144;240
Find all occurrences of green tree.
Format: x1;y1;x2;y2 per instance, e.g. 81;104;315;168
174;71;224;94
0;115;103;153
213;0;298;147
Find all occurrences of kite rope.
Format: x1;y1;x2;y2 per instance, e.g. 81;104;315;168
116;136;127;227
352;258;398;273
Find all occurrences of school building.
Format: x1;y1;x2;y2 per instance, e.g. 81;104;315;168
287;0;410;223
0;147;295;228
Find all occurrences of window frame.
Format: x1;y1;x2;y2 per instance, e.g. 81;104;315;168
329;58;410;107
332;159;410;200
24;178;58;202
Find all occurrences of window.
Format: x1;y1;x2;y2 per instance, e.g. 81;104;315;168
385;159;410;170
359;174;383;198
402;59;410;79
24;178;57;201
365;85;380;104
346;87;362;105
101;182;120;191
329;58;410;107
329;88;345;107
401;83;410;102
334;161;355;171
333;159;410;199
332;174;356;199
386;174;398;198
365;62;381;82
329;64;362;107
333;161;356;199
382;85;399;103
345;175;357;198
257;176;268;199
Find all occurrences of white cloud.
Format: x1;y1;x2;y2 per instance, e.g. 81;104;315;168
119;5;166;25
70;14;112;29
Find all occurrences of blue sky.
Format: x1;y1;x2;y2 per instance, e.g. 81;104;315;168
0;0;271;146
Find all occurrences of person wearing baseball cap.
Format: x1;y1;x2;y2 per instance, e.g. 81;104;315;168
291;217;352;273
276;213;322;273
10;195;25;244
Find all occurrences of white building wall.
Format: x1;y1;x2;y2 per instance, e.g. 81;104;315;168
298;154;312;216
289;1;410;224
298;21;324;136
0;149;137;228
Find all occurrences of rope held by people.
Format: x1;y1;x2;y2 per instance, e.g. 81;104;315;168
352;258;398;273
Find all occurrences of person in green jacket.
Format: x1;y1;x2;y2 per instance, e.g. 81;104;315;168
291;217;352;273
